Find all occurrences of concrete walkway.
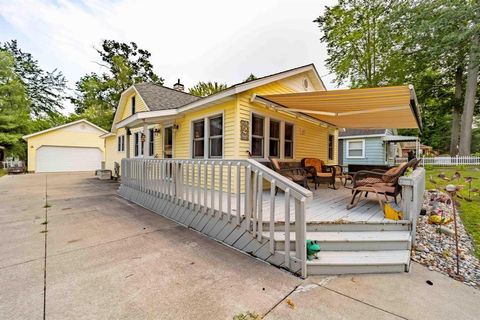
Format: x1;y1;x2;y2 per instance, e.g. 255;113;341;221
0;173;479;319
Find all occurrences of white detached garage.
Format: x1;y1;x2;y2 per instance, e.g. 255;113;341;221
23;120;107;173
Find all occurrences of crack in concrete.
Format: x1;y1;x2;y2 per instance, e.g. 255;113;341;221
262;276;409;320
0;227;174;271
42;175;48;320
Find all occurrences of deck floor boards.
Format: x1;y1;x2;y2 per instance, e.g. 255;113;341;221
143;180;390;223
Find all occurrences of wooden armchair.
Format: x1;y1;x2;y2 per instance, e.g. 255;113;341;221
268;157;309;191
346;159;416;209
300;158;342;189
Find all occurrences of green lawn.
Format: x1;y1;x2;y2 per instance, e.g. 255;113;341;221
425;166;480;258
0;169;6;177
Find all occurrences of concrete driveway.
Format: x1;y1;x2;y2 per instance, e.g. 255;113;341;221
0;173;479;319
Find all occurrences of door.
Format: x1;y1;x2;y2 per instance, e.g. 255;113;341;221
36;146;102;172
164;126;173;158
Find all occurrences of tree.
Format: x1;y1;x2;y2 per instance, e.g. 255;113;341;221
244;74;257;82
71;40;164;128
315;0;480;154
0;51;31;158
188;81;228;97
402;0;479;155
1;40;67;116
314;0;408;88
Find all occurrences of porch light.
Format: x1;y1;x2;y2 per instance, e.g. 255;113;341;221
173;124;179;130
141;133;146;142
126;128;132;136
154;128;161;136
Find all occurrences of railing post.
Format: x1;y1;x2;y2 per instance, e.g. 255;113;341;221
295;197;307;278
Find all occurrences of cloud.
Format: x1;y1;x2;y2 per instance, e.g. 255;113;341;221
0;0;341;113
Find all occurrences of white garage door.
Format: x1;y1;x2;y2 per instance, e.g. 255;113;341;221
36;146;102;172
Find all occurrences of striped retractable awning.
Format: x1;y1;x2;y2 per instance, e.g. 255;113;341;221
256;85;422;130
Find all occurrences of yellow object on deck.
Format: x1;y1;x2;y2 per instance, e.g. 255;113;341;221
384;202;404;220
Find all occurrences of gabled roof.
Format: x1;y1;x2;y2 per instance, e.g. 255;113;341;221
23;119;108;140
113;64;325;130
134;83;200;111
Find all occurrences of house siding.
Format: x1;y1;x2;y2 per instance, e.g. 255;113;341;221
342;137;385;165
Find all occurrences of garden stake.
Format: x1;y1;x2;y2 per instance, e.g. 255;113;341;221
446;184;460;275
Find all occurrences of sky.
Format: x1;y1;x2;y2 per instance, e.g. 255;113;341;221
0;0;341;114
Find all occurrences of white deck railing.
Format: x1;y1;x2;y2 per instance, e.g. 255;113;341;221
121;158;313;277
395;156;480;166
399;168;425;260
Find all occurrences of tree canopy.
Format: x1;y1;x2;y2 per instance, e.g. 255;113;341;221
71;40;164;129
315;0;480;154
188;81;228;97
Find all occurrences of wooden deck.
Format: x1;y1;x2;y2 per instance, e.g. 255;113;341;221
267;185;388;223
169;183;392;223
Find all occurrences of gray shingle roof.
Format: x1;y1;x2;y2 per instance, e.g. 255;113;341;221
339;128;387;137
133;83;200;111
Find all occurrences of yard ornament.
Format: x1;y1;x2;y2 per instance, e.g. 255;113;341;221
306;240;320;260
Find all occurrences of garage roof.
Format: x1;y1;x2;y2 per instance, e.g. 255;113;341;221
23;119;108;140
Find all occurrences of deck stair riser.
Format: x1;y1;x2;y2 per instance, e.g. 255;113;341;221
269;231;411;251
306;250;411;275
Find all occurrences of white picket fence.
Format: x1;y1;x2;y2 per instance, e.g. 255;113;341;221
395;156;480;166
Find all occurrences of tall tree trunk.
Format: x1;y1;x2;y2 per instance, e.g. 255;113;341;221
450;66;463;155
459;34;479;155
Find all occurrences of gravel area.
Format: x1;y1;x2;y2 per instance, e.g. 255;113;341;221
412;190;480;288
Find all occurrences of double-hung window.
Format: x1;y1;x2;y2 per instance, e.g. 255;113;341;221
131;96;136;114
149;129;154;156
117;135;125;152
251;114;294;159
328;134;334;160
269;120;280;158
209;115;223;158
192;115;224;158
251;115;265;157
284;123;294;159
192;120;205;158
347;140;364;158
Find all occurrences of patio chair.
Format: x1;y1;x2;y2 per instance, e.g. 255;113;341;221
268;157;309;192
346;159;416;210
300;158;342;189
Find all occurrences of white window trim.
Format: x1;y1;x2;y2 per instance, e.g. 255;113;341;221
190;111;225;159
250;111;295;160
346;139;365;159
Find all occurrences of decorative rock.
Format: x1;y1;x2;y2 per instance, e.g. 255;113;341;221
437;226;454;236
415;190;480;289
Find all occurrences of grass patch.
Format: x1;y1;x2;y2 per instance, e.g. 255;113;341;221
425;166;480;258
0;169;6;177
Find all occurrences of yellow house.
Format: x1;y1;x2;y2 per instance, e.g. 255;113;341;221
111;64;423;277
23;119;107;173
103;64;339;171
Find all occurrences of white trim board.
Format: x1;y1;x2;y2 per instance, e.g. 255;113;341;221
23;119;107;140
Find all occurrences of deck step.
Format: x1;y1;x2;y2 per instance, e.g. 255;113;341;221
266;231;411;251
307;250;410;275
